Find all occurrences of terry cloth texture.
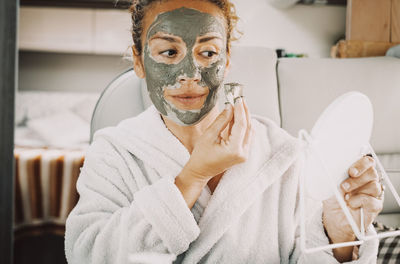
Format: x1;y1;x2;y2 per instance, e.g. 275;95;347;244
65;105;379;264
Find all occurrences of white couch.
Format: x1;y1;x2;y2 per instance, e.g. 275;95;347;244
91;46;400;227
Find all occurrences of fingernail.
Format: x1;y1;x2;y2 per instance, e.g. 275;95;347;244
349;167;358;176
345;194;350;200
342;182;350;191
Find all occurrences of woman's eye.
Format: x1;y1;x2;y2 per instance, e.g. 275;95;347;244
200;51;218;58
160;49;178;58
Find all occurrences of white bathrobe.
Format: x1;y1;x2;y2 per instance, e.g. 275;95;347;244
65;105;378;264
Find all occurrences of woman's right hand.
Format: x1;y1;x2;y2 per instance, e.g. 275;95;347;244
184;97;253;183
175;98;253;208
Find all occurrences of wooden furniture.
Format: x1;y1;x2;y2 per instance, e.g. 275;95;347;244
333;0;400;58
346;0;392;42
332;40;400;58
13;148;84;240
393;0;400;42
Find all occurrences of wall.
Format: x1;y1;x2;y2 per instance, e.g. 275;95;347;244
231;0;346;58
19;52;132;92
18;2;346;92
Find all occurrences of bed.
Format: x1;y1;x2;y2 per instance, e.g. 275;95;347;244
14;91;98;238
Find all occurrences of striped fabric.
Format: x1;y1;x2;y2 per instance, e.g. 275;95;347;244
374;222;400;264
372;154;400;263
14;147;84;239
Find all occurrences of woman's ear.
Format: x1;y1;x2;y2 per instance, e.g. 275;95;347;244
132;46;146;79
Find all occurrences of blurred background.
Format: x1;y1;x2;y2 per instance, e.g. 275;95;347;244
2;0;399;263
18;0;347;93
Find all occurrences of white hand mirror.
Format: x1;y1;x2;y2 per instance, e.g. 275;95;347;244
304;91;373;201
299;91;400;253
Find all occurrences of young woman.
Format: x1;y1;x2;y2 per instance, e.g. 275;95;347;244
65;0;383;263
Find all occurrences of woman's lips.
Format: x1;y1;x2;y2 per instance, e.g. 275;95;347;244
166;93;208;110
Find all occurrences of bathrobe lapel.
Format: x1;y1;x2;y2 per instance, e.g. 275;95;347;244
99;106;191;182
183;120;301;263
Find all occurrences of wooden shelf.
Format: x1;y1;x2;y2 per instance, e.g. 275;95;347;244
337;0;400;58
331;40;400;58
18;7;132;55
20;0;131;9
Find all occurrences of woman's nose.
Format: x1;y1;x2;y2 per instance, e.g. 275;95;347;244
179;70;201;83
178;55;202;83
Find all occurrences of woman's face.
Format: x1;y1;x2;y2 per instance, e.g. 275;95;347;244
133;0;230;126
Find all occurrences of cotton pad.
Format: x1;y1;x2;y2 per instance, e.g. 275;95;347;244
224;83;243;105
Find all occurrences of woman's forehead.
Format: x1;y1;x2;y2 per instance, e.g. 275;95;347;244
142;1;227;43
146;7;226;44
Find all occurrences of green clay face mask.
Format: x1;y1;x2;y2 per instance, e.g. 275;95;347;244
143;7;227;126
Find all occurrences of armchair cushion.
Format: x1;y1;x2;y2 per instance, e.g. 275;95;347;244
277;57;400;154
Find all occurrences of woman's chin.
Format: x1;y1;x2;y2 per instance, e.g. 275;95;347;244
166;95;207;111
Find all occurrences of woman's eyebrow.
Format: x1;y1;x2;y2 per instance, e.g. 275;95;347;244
150;36;179;43
198;36;222;43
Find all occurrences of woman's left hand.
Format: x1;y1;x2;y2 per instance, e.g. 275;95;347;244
322;155;384;260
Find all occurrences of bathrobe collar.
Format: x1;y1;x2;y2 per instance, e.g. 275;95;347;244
95;105;301;262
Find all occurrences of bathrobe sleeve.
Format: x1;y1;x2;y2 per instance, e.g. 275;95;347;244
65;138;200;264
289;155;379;264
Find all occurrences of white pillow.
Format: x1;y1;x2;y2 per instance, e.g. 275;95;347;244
70;94;100;123
27;110;89;148
16;91;99;126
14;127;47;148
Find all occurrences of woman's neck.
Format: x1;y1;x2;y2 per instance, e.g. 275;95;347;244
162;106;221;154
